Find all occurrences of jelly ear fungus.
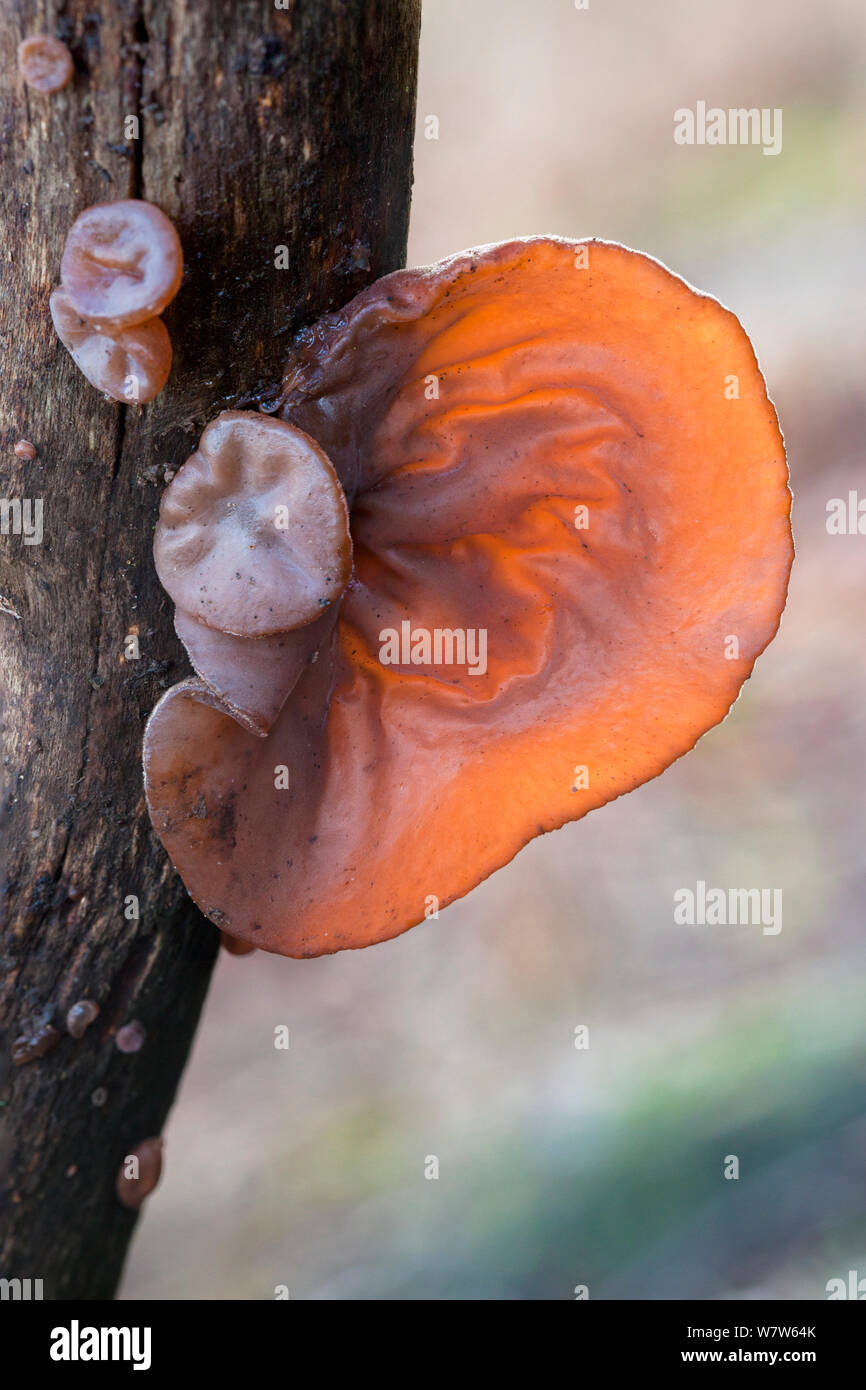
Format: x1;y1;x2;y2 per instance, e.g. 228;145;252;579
51;200;182;402
144;238;793;959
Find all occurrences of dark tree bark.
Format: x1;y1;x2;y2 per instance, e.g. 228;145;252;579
0;0;419;1299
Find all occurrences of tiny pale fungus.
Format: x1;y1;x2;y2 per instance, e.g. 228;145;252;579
115;1137;163;1210
11;1021;60;1065
66;999;99;1039
144;238;793;958
115;1020;146;1054
17;35;74;94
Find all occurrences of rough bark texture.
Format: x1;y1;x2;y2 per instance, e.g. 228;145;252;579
0;0;419;1299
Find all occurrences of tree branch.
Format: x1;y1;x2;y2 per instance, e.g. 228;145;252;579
0;0;420;1298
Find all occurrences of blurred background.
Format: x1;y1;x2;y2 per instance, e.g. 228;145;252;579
120;0;866;1299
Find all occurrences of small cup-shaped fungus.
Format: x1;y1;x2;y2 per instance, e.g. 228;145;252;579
50;286;172;403
11;1022;60;1065
50;200;182;402
116;1137;164;1210
151;412;351;737
18;35;74;94
66;999;99;1039
154;412;352;636
60;200;183;332
115;1020;146;1054
144;237;793;958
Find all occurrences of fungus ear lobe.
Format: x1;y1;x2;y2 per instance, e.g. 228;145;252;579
60;199;184;331
173;607;336;738
151;411;351;737
154;411;353;639
50;286;172;403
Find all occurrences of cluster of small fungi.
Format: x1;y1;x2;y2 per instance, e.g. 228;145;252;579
50;200;183;403
12;996;164;1207
18;37;182;402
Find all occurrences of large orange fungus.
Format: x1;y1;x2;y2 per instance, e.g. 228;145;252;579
143;237;792;957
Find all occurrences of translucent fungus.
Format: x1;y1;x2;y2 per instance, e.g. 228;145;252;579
50;286;172;403
144;238;793;958
154;411;352;637
60;199;183;332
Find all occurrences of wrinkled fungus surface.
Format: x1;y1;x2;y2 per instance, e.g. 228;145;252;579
60;200;183;331
50;286;172;403
18;35;74;93
144;237;793;958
